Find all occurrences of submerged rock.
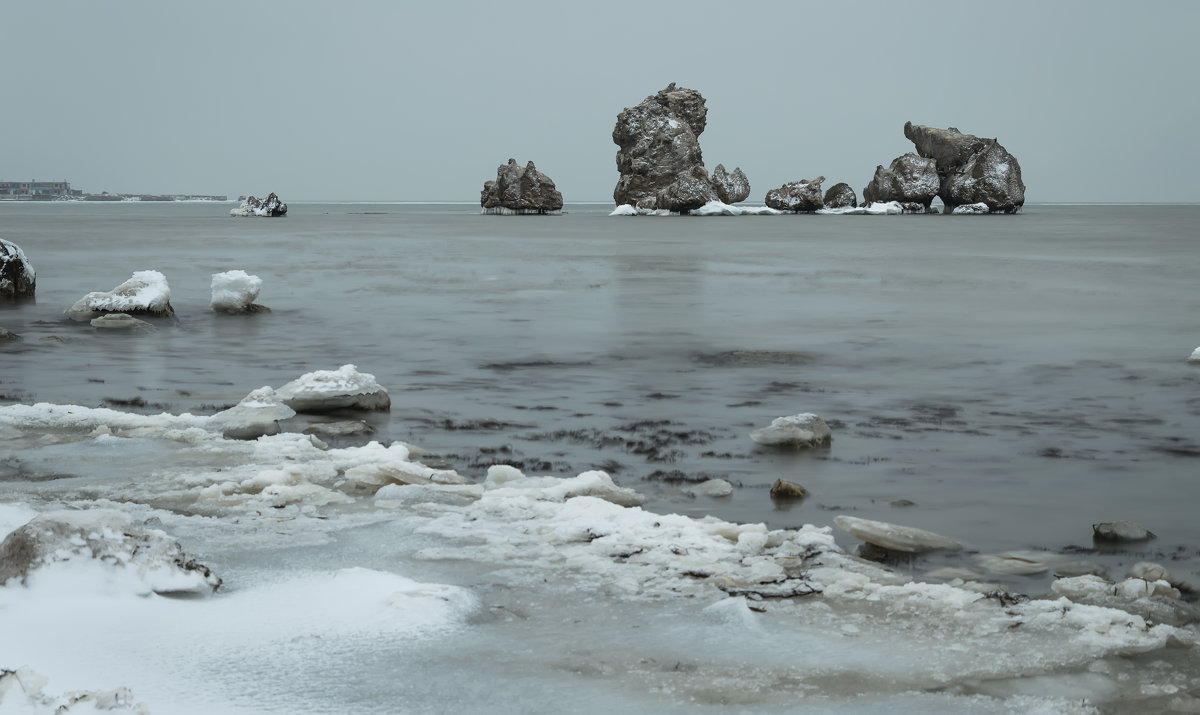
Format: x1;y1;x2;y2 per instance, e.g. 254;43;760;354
711;164;750;204
0;238;36;301
208;386;296;439
275;364;391;413
90;313;156;332
613;83;725;213
211;270;269;314
764;177;826;212
834;515;962;553
230;192;287;217
823;182;857;209
903;122;1025;213
861;153;939;210
1093;520;1156;542
480;159;564;215
749;413;832;448
0;509;221;596
769;479;808;500
1;327;21;342
64;270;175;321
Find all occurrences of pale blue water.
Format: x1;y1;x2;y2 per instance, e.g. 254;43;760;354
3;201;1199;592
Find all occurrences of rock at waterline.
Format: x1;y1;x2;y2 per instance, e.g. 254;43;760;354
765;177;826;213
64;270;174;321
834;515;962;553
211;270;269;314
952;202;991;215
861;153;939;211
0;237;36;300
480;159;564;215
823;182;857;209
0;509;221;596
1;327;20;342
613;83;747;213
769;479;808;500
711;164;750;204
207;386;296;439
230;192;287;217
1188;347;1200;363
275;363;391;413
690;478;734;497
903;121;1025;213
90;313;156;332
750;413;832;449
1093;520;1156;542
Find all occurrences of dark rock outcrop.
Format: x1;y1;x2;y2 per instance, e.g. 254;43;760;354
231;192;287;217
480;159;564;214
823;182;857;209
0;238;36;301
861;153;940;211
765;177;825;212
903;122;1025;212
711;164;750;204
615;83;749;212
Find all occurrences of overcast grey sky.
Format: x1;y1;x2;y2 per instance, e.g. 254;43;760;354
4;0;1196;202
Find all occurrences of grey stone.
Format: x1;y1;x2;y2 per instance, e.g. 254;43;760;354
750;413;832;448
481;159;564;214
1093;520;1156;541
711;164;750;204
765;177;826;212
834;515;962;553
769;479;808;500
823;182;857;209
861;153;939;209
903;121;1025;213
0;238;36;301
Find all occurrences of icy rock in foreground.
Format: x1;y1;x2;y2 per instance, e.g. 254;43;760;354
0;509;221;596
207;386;296;439
835;515;963;553
230;192;287;217
275;363;391;413
210;269;268;313
480;159;563;214
64;270;174;321
0;668;147;714
749;413;832;448
0;237;36;300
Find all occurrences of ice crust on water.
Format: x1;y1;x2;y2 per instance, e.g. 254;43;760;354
0;399;1197;712
209;269;263;312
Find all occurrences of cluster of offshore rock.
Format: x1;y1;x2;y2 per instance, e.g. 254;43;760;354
480;159;563;214
230;192;287;217
603;83;1025;215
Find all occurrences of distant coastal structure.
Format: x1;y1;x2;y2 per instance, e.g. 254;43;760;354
0;180;81;200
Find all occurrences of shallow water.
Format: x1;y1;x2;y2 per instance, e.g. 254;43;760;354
3;201;1200;594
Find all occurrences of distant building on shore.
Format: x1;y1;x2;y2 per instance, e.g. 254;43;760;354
0;180;82;200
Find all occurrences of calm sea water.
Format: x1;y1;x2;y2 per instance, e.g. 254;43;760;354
3;201;1199;590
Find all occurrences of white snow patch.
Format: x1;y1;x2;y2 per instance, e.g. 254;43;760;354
209;270;263;312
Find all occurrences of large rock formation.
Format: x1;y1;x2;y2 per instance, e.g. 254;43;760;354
613;83;749;212
823;182;857;209
0;238;36;301
903;122;1025;212
230;192;287;217
861;153;940;211
765;177;825;212
480;159;564;214
711;164;750;204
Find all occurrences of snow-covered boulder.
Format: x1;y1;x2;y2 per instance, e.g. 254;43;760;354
765;176;825;212
711;164;750;204
952;202;991;214
749;413;832;448
613;83;721;213
861;153;940;211
1093;520;1156;542
0;509;221;596
210;269;268;314
834;515;963;554
230;192;287;217
480;159;563;215
207;386;296;439
275;364;391;413
823;182;857;209
0;237;36;300
1188;347;1200;363
64;270;174;321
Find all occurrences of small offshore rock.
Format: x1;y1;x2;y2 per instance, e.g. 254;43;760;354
0;237;36;300
275;364;391;413
65;270;175;321
889;499;916;507
211;270;269;314
834;515;962;553
0;327;20;342
975;551;1055;576
1127;561;1172;583
711;164;750;204
1093;520;1156;542
749;413;832;449
823;182;857;209
769;479;808;500
90;313;157;332
304;420;376;438
480;159;563;214
1188;347;1200;363
861;153;939;209
207;386;296;439
952;202;991;215
230;192;287;217
694;478;734;497
765;177;825;212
